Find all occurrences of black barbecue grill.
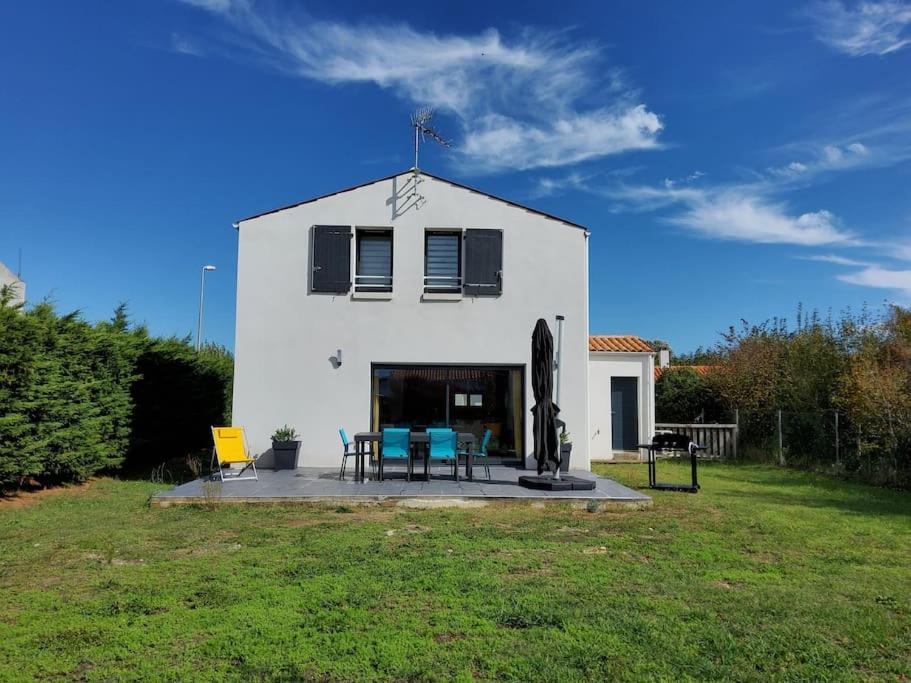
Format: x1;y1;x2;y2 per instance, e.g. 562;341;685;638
637;433;705;493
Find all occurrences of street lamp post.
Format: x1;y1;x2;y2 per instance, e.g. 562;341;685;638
196;265;216;351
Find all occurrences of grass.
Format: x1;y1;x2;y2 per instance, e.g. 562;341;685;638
0;462;908;682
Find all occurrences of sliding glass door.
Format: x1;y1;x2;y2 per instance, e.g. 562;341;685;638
371;364;524;463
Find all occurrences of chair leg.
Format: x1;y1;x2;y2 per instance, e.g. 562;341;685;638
339;455;346;481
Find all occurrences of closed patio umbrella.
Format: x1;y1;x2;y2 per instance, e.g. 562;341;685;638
531;318;561;478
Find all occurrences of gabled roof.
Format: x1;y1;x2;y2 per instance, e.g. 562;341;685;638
654;365;717;381
235;168;586;230
589;335;654;353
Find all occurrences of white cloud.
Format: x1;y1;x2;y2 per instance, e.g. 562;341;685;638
530;171;594;198
173;1;663;172
768;141;872;179
605;181;854;246
798;253;875;266
672;193;851;246
838;265;911;295
170;32;204;57
811;0;911;56
462;106;662;172
178;0;239;11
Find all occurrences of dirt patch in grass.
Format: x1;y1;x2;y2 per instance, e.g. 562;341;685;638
0;478;99;509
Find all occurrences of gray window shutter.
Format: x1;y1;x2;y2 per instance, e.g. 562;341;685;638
312;226;352;293
463;229;502;296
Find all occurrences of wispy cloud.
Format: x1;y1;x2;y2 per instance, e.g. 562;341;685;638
766;142;870;180
838;265;911;297
809;0;911;56
576;176;853;246
170;32;205;57
536;131;905;247
671;195;849;246
180;0;236;11
797;253;875;266
173;0;663;172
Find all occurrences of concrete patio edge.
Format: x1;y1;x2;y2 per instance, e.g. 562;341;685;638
150;494;652;510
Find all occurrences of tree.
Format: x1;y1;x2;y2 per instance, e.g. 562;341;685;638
655;368;722;423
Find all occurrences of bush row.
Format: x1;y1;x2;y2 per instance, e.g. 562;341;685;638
656;305;911;487
0;300;232;488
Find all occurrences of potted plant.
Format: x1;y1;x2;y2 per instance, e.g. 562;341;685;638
559;430;573;472
271;425;300;470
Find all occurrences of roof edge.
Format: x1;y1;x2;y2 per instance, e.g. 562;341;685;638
235;168;587;230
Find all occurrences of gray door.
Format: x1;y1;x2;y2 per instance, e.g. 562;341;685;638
611;377;639;451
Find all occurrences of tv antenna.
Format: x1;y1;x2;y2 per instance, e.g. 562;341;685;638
411;107;450;172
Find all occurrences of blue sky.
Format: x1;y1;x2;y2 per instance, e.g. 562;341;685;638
2;0;910;353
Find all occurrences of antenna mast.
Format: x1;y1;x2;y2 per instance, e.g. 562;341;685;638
410;107;451;173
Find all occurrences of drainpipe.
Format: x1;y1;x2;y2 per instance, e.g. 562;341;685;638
554;315;565;407
554;315;565;481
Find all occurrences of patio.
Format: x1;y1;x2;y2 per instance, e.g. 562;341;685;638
151;465;651;509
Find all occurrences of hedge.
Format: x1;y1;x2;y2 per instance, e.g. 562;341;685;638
0;301;232;488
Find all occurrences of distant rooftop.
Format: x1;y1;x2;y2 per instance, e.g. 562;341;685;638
654;365;716;381
588;336;654;353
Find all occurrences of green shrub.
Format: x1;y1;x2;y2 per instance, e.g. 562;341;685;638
655;368;723;423
0;301;233;488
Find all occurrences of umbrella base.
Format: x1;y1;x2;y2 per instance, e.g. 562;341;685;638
518;475;596;491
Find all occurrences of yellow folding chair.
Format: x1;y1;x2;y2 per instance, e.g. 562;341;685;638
210;426;259;482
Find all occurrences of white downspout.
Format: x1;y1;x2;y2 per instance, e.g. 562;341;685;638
555;314;565;407
554;315;565;480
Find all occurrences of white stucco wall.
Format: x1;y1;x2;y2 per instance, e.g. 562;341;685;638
232;171;590;469
588;352;655;461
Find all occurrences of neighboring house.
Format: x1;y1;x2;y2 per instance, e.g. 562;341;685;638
0;261;25;307
232;169;591;469
588;335;656;461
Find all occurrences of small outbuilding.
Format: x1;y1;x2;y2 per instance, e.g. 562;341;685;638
588;335;656;461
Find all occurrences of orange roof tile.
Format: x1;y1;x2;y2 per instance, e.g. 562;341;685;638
588;336;655;353
654;365;716;381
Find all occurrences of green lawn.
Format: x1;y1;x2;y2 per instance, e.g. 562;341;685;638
0;462;908;682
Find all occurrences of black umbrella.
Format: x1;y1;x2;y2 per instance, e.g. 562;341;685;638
531;318;561;477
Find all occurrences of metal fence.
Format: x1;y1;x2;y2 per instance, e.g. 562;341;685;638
657;408;906;485
657;409;841;464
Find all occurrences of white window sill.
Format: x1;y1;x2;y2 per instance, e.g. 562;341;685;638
421;292;463;302
351;291;394;301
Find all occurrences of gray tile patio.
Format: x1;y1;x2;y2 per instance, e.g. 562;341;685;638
151;465;650;508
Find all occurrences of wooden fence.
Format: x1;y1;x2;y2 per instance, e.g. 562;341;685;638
655;423;739;459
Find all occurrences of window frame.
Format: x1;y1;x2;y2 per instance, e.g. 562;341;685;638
354;227;394;293
423;229;463;294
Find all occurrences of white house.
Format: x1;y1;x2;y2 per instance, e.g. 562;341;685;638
0;261;25;307
232;169;591;469
588;335;656;461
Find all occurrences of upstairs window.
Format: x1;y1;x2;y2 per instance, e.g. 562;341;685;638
424;231;462;293
355;228;393;292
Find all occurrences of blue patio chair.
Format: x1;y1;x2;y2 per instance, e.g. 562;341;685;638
338;428;374;480
426;428;458;479
460;428;492;479
379;428;411;481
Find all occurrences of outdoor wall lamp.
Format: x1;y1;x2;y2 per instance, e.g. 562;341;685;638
336;349;342;367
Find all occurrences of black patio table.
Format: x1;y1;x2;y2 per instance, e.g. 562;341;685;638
353;432;476;483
